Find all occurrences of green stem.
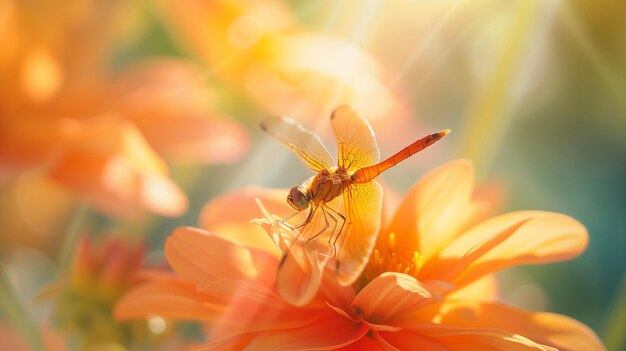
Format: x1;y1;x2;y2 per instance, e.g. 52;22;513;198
0;265;45;351
603;276;626;351
57;202;89;270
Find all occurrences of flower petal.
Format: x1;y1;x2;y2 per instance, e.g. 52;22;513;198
385;160;474;262
336;335;385;351
276;241;328;306
165;226;278;289
390;322;557;351
437;301;606;351
48;117;188;217
447;274;499;301
115;60;249;164
352;272;437;324
199;187;292;256
424;211;588;287
199;279;324;340
245;311;369;351
376;330;450;351
114;274;218;322
194;333;256;351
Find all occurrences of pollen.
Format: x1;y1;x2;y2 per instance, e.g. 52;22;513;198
358;233;424;289
388;232;396;251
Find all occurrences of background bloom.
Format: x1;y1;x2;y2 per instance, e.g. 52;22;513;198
0;0;247;218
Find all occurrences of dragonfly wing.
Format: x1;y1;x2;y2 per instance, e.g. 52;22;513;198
336;180;383;285
261;116;335;172
331;105;380;172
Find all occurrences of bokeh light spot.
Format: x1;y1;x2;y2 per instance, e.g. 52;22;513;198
228;15;264;49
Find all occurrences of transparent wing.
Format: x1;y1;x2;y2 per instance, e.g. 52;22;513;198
261;116;334;172
331;105;380;172
336;180;383;285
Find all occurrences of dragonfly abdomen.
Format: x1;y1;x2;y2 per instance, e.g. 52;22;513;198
351;129;451;183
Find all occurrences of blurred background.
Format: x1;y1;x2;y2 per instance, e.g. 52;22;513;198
0;0;624;350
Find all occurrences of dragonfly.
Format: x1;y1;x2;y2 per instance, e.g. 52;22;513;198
261;105;450;286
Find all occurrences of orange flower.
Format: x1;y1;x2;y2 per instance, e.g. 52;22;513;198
0;0;247;217
115;160;605;350
42;235;179;349
155;0;406;122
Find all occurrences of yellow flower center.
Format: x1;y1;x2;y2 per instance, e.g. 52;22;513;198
357;232;424;289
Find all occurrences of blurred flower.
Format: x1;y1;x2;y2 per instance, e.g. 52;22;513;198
0;0;248;218
155;0;407;122
115;160;605;350
41;235;179;349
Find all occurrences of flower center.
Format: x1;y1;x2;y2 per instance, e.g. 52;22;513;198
357;232;424;289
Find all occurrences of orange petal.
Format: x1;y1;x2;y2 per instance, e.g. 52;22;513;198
390;322;558;351
198;279;324;340
437;300;606;351
336;335;385;351
114;276;218;322
194;333;257;351
245;311;369;350
352;272;437;324
114;59;249;164
136;113;248;164
425;211;588;287
276;240;328;306
165;226;278;289
385;160;474;262
199;187;292;256
376;330;450;351
48;117;188;217
49;152;187;217
447;274;499;301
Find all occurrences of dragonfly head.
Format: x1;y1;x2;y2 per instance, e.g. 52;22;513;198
287;186;310;211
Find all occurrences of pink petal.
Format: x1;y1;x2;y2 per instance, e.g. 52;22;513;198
165;226;278;289
437;301;606;351
352;272;437;324
386;160;474;262
425;211;588;287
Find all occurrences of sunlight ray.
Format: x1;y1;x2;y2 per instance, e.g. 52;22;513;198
560;1;626;110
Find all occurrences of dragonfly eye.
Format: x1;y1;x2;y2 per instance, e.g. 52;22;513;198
287;186;309;211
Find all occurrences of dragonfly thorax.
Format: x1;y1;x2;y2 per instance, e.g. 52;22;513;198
308;167;349;205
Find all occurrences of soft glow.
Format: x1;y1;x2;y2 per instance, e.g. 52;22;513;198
228;15;264;49
147;315;167;334
20;48;62;102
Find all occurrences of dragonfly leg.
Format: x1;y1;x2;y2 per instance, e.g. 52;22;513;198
324;205;346;258
280;206;314;232
303;207;331;246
